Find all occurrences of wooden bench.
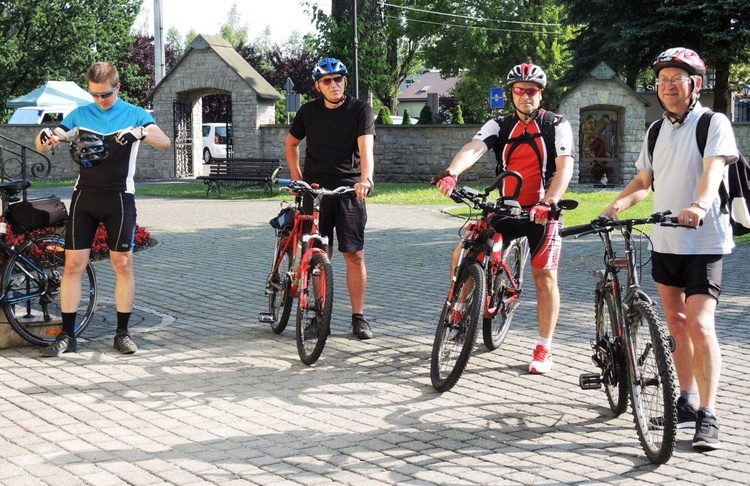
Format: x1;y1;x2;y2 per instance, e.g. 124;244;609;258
197;158;282;196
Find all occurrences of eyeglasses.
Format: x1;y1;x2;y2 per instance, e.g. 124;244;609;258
317;75;345;86
656;75;692;86
512;86;542;97
89;85;118;99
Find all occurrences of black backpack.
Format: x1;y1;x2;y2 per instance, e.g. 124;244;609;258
493;110;560;188
647;111;750;236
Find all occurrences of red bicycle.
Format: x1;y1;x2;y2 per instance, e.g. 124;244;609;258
259;180;354;365
430;171;577;391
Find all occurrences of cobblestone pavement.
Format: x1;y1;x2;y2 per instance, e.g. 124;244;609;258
0;189;748;485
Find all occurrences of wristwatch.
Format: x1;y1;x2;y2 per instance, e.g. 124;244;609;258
691;200;709;211
139;126;148;141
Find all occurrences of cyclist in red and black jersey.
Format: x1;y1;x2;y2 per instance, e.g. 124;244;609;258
435;61;575;374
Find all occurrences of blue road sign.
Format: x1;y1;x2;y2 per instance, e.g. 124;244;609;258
489;87;504;108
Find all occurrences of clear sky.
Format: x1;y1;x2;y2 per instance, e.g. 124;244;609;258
134;0;329;45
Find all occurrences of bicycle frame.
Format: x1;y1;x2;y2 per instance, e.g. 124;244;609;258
452;218;523;320
596;224;654;385
269;196;329;310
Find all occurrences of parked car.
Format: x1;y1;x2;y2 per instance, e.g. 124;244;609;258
7;105;74;124
202;123;231;162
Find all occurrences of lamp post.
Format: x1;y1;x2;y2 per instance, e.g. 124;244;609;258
352;0;360;100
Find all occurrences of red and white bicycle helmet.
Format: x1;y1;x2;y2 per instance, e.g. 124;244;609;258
507;62;547;89
651;47;706;76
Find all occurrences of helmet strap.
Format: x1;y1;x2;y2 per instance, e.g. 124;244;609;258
515;106;540;122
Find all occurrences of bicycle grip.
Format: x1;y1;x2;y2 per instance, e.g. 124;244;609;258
560;223;595;237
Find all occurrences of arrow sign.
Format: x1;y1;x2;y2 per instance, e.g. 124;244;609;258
489;87;504;108
284;77;295;92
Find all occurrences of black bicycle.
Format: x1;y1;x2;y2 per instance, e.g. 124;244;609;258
561;212;687;464
0;179;97;347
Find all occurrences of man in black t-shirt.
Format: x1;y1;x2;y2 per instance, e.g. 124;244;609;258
286;57;376;339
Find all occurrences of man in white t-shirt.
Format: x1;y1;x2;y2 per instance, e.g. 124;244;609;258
602;47;738;451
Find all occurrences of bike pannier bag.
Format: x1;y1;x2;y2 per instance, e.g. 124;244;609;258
269;206;294;230
7;196;69;231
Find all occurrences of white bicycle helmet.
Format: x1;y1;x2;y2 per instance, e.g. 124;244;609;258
507;62;547;89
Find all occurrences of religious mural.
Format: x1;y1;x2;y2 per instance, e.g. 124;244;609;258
580;109;619;183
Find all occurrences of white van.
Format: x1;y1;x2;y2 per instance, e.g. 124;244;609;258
202;123;231;163
8;105;74;124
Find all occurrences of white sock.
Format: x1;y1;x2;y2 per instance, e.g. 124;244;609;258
537;337;552;350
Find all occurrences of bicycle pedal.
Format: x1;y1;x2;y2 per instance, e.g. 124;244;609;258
258;312;274;323
579;373;602;390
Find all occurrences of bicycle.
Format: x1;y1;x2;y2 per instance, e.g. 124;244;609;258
0;179;97;347
259;180;355;365
560;212;687;464
430;170;577;392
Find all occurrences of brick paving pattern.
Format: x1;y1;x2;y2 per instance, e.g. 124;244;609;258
0;189;747;485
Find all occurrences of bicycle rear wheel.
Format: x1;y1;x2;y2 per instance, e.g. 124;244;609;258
267;238;294;334
295;252;333;365
3;234;97;347
598;290;628;415
430;263;485;392
483;238;526;350
627;300;677;464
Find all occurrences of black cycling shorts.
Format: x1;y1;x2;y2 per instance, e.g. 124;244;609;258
66;190;137;252
651;252;723;301
304;193;367;253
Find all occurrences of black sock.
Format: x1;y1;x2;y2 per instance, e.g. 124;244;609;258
61;312;76;338
116;312;131;333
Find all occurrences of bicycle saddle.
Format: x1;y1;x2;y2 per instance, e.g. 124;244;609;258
0;179;31;197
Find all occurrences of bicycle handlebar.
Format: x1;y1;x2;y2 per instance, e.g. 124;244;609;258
285;180;356;197
561;211;701;238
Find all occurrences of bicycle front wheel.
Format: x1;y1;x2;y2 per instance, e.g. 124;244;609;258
430;263;485;392
626;300;677;464
598;290;628;415
3;234;97;347
483;238;526;350
268;241;293;334
295;252;333;365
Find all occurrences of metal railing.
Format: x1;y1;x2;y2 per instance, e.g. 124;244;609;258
0;134;53;201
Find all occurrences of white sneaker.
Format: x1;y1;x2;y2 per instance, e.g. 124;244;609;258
529;345;553;374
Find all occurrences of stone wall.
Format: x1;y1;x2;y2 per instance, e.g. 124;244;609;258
2;122;749;185
258;124;498;183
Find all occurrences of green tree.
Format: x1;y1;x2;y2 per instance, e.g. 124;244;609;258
311;0;426;113
375;106;393;124
0;0;141;114
402;109;413;125
411;0;573;121
418;104;436;124
220;2;249;49
453;105;464;124
560;0;750;115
